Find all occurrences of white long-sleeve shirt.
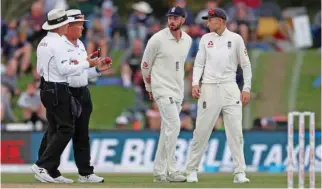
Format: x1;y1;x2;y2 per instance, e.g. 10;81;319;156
37;32;90;82
141;28;192;101
192;28;252;92
62;36;101;88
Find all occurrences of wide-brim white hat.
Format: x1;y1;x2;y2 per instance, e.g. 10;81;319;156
42;9;74;30
132;1;153;14
66;9;89;22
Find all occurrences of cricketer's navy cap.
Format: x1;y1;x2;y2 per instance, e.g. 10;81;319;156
166;6;186;17
202;8;227;20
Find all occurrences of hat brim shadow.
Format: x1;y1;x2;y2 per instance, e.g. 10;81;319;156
42;17;74;30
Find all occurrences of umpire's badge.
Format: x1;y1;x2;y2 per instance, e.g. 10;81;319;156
228;41;232;49
203;101;207;109
169;97;174;104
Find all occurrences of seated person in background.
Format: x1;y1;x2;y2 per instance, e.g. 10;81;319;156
146;102;161;131
3;30;32;75
227;2;256;43
144;22;161;46
180;101;193;131
17;82;46;123
121;39;144;88
115;115;129;130
86;17;108;57
1;62;20;97
1;85;17;122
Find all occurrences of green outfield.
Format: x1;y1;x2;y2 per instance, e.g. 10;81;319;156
1;173;321;188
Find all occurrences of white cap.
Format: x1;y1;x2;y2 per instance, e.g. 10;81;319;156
42;9;74;30
132;1;153;14
116;116;128;125
66;9;89;22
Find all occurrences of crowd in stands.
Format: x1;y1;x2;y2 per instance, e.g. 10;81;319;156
1;0;321;131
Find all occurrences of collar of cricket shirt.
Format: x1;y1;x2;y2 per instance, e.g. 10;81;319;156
167;28;184;41
217;27;229;37
47;31;62;38
62;35;81;48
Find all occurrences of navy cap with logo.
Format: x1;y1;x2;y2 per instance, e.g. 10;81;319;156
202;8;227;20
166;6;186;17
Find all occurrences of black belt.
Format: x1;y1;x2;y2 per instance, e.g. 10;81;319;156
69;86;87;92
41;77;69;91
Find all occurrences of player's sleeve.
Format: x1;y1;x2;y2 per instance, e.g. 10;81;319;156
141;37;158;92
87;67;101;78
237;35;252;92
192;36;206;86
53;41;89;76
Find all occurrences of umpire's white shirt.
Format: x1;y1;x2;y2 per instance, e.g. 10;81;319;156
192;28;252;92
37;32;89;82
141;28;192;101
62;36;101;88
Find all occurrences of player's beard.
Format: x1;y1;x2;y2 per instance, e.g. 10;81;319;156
168;22;182;31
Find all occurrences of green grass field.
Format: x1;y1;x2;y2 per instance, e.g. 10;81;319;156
1;173;321;188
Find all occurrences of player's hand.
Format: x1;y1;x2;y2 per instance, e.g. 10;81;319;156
192;85;201;99
87;57;100;67
97;58;112;72
148;92;154;101
241;91;251;105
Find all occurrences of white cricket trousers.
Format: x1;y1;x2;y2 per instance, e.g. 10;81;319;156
185;82;246;174
153;96;182;176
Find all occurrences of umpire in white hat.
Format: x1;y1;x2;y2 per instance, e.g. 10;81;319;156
31;8;105;183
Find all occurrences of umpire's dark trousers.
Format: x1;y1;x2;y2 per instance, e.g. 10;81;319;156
37;81;75;178
38;85;94;177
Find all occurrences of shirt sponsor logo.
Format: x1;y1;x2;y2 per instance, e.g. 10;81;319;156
71;60;79;65
67;49;74;52
228;41;231;49
38;42;48;47
142;61;149;69
61;60;68;64
207;41;214;48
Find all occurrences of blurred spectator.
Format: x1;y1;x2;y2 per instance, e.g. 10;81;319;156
175;0;194;26
1;19;8;48
76;0;102;17
115;115;129;129
42;0;69;13
195;0;218;32
146;102;161;131
227;2;256;43
1;86;17;122
17;82;46;123
127;1;154;44
121;39;144;88
99;0;124;50
21;1;46;45
145;22;161;45
1;63;20;97
186;24;203;61
253;117;277;130
313;11;321;48
3;30;32;75
86;17;109;57
180;101;193;131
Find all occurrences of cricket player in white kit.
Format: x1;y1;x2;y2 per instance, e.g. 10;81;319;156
141;6;192;182
185;8;252;183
